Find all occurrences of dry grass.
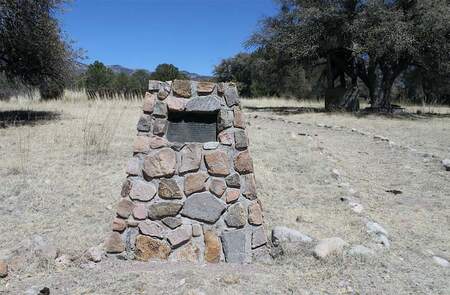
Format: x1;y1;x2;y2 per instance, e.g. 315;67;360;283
0;92;449;294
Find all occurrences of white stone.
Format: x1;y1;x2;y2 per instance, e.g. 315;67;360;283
366;222;388;237
349;202;364;213
433;256;449;268
86;246;103;263
271;226;313;244
203;142;220;150
313;237;347;259
442;159;450;171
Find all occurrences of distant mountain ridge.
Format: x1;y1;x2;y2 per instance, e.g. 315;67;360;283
75;63;213;81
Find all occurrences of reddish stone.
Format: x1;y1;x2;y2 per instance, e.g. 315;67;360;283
135;235;171;261
234;150;254;174
138;220;164;238
0;260;8;278
105;232;125;254
233;108;246;128
248;202;263;225
112;217;127;232
167;96;186;111
180;144;202;173
116;198;134;218
133;204;147;220
218;130;234;146
225;189;240;203
126;157;141;176
242;174;257;200
197;82;216;95
204;151;230;176
133;136;150;153
129;180;157;201
172;80;192;98
143;92;156;113
143;148;177;178
184;172;209;196
148;136;169;149
209;178;226;197
204;230;221;263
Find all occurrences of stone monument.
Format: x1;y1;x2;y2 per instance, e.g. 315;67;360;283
104;80;269;263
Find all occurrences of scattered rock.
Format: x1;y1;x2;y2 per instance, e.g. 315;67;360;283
331;169;340;179
0;260;8;278
54;254;72;268
442;159;450;171
182;192;227;223
366;222;388;237
349;202;364;214
32;235;58;260
313;237;347;259
135;235;171;261
105;232;125;253
374;234;390;248
432;256;449;268
271;226;313;245
204;230;221;263
86;246;103;263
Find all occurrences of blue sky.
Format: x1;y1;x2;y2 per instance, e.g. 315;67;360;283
59;0;277;75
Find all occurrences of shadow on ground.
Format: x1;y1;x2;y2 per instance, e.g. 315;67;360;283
244;106;326;115
0;110;60;128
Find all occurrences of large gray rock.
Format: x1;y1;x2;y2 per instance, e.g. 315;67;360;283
271;226;313;245
221;229;251;263
166;225;192;248
138;220;164;238
185;96;221;113
218;109;234;132
181;192;226;223
252;226;268;249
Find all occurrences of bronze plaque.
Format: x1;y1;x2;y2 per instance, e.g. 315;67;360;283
167;112;217;143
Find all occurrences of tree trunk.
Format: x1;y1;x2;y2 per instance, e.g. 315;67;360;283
373;74;395;111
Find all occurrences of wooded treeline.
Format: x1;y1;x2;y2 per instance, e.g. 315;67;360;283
215;0;450;108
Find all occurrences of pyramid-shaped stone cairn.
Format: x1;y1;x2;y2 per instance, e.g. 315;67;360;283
105;80;269;263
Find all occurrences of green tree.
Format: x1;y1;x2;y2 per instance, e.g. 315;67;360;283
151;63;186;81
84;61;114;91
248;0;450;110
129;69;151;89
0;0;79;99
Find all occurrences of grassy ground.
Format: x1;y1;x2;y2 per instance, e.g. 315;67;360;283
0;93;449;294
